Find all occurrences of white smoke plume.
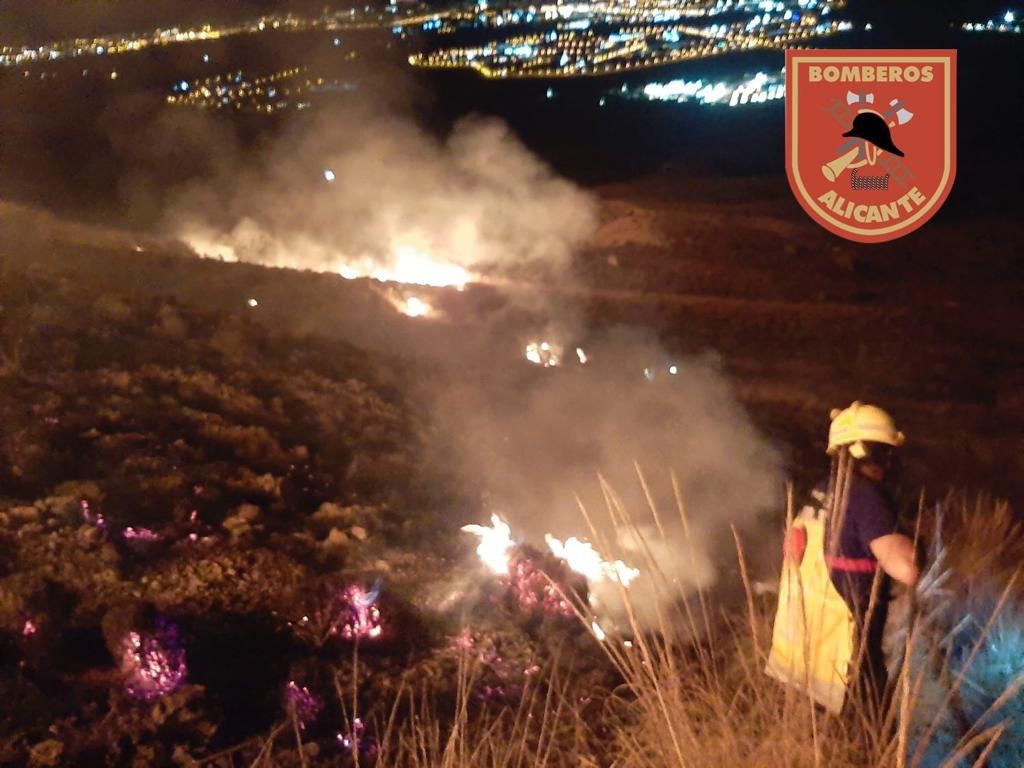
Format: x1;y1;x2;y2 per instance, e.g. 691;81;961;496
161;100;778;634
170;108;598;286
437;328;784;632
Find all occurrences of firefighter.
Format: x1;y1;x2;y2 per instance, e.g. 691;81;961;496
821;401;920;716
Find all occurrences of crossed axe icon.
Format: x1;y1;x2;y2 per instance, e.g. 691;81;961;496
821;91;914;182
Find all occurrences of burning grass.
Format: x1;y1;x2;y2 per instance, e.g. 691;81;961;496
328;488;1024;768
2;266;1023;766
183;486;1023;768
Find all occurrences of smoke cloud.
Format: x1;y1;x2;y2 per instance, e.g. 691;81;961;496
140;78;777;633
435;328;783;631
169;108;598;285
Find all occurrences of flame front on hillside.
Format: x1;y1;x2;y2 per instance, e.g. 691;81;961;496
184;231;474;292
336;244;474;289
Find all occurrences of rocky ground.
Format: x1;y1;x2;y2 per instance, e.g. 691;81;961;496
0;264;620;765
0;170;1021;765
2;169;1020;500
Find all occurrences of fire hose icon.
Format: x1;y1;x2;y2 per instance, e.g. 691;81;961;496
821;91;914;182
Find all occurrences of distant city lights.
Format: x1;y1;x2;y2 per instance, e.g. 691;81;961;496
961;9;1021;33
408;0;853;78
167;67;360;113
624;69;785;107
5;0;1006;90
0;8;446;68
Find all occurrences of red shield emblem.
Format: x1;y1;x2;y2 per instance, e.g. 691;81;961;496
786;49;956;243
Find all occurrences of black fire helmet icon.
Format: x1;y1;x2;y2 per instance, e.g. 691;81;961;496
842;112;905;157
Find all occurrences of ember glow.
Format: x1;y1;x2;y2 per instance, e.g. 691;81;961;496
508;550;576;617
122;526;162;542
462;514;516;575
285;681;323;730
339;582;384;640
295;581;385;644
80;499;106;529
119;619;188;701
337;716;378;758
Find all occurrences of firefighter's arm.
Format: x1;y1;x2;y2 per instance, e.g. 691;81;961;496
869;533;920;586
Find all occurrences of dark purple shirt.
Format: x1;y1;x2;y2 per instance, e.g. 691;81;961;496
836;474;898;561
818;474;898;606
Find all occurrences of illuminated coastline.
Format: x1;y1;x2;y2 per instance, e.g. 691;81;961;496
409;0;852;78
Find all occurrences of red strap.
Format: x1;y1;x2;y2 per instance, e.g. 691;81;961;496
783;528;808;564
825;555;878;574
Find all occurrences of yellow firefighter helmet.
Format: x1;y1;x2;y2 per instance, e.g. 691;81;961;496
827;401;905;459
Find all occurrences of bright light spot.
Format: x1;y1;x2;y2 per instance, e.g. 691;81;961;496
391;294;434;318
323;168;336;182
462;515;515;575
546;534;640;586
334;37;342;46
591;621;607;641
864;22;873;30
640;69;785;108
354;245;472;288
668;364;678;375
110;71;118;80
1005;10;1015;23
643;367;655;381
202;54;210;63
404;296;427;317
576;347;588;364
247;298;259;307
526;340;561;367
